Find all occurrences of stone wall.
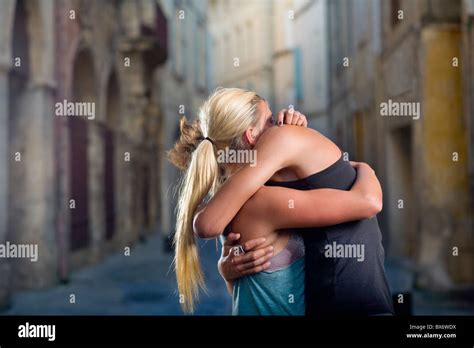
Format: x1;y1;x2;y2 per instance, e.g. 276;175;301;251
0;0;168;309
327;0;474;288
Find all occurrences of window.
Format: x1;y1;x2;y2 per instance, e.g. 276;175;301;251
246;20;254;63
193;20;199;86
207;33;214;91
173;0;186;77
283;5;294;49
215;38;220;76
236;26;243;61
181;11;187;77
391;0;401;28
170;1;177;72
195;23;207;90
293;46;303;102
223;33;229;71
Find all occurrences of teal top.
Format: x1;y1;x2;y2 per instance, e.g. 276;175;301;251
232;257;305;316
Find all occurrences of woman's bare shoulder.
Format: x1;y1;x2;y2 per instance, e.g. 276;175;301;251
256;125;335;151
255;125;342;178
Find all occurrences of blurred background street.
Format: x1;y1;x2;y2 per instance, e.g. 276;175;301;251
3;230;474;315
0;0;473;315
3;230;232;315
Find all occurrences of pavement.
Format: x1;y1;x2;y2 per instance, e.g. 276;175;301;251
1;232;473;316
1;232;232;315
385;258;474;316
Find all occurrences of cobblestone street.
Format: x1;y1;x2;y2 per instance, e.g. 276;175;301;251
2;231;473;316
385;259;474;316
2;231;232;315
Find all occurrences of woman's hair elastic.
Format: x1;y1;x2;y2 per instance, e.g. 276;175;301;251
203;137;215;145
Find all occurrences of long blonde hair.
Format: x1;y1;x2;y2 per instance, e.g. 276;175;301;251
167;87;263;313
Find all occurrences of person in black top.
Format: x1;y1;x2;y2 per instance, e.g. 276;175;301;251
265;154;394;316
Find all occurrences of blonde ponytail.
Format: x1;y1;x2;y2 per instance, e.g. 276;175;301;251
174;138;219;313
168;87;263;313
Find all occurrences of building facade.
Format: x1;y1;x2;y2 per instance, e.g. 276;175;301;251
208;0;274;104
208;0;329;131
327;0;473;289
155;0;211;248
273;0;330;133
0;0;168;308
462;0;474;228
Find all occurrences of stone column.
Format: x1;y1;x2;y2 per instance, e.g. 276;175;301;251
12;83;57;289
0;61;12;308
7;0;58;291
0;0;15;310
88;121;106;263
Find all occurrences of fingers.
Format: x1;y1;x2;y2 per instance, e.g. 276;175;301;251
232;245;273;265
276;109;287;126
223;243;274;279
242;237;266;252
236;250;274;272
362;162;375;173
351;161;375;173
222;233;240;257
225;232;240;243
277;108;307;127
285;108;295;125
294;112;307;127
357;162;371;169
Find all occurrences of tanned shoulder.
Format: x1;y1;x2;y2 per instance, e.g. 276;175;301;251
255;125;313;152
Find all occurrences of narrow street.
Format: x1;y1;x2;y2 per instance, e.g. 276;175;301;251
385;259;474;316
0;0;472;325
2;231;473;316
2;231;232;315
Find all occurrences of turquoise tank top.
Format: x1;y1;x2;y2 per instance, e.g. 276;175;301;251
232;234;305;315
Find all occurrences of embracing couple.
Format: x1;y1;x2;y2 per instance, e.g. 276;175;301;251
168;87;394;317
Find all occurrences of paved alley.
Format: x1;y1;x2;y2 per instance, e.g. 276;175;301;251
1;233;232;315
2;233;473;316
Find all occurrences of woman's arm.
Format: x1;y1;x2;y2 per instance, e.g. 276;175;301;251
194;126;309;238
239;162;382;231
218;162;382;284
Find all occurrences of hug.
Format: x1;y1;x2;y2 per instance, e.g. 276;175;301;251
168;87;394;317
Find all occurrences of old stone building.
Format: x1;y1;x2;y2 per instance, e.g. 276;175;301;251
208;0;329;132
0;0;57;306
272;0;330;133
0;0;168;308
155;0;210;248
327;0;473;289
462;0;474;226
208;0;275;104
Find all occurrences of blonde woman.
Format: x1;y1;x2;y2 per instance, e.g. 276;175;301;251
168;87;393;315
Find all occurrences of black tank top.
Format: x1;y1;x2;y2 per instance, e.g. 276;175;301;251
265;154;394;317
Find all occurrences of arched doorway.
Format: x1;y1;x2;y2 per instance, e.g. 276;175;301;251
69;49;95;251
8;0;30;236
386;125;416;259
104;71;119;241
